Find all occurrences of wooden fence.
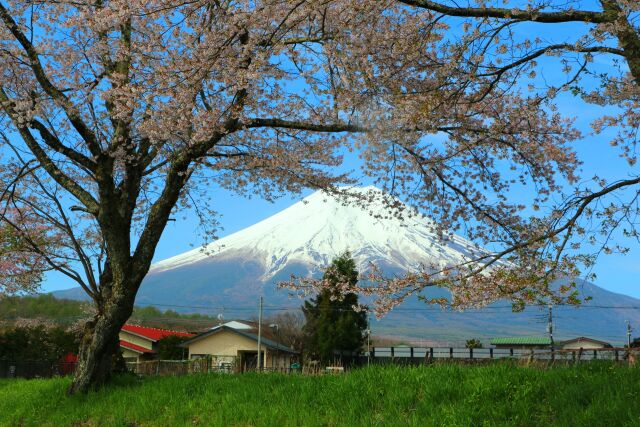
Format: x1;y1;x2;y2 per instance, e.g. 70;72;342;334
124;359;301;376
124;347;636;378
3;347;635;380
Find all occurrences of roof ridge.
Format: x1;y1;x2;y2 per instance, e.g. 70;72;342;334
124;323;191;335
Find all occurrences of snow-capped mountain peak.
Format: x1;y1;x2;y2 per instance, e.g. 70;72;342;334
150;186;482;278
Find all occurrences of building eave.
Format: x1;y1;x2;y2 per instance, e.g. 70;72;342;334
120;329;158;344
120;340;155;355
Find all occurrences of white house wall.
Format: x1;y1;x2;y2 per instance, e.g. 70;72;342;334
187;330;260;358
562;340;608;350
186;329;294;368
119;331;154;350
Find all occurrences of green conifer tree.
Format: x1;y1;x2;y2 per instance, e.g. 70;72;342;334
302;252;368;364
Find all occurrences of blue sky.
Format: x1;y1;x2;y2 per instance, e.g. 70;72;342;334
41;1;640;300
43;127;640;300
149;4;640;301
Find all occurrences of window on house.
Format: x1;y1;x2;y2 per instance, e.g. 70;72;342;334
190;354;207;359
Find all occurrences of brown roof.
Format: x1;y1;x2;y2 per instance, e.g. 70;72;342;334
560;337;612;348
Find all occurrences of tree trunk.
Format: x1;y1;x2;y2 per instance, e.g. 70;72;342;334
68;287;136;394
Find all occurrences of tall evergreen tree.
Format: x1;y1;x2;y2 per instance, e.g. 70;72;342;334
302;252;367;364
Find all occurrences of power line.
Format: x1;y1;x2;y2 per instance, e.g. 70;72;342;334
130;300;640;312
13;296;639;312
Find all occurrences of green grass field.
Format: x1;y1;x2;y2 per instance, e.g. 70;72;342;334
1;363;639;426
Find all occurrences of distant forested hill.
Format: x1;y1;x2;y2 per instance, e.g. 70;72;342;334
0;295;216;333
0;294;88;323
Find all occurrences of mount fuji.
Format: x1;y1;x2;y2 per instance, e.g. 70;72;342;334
55;186;640;345
151;186;483;280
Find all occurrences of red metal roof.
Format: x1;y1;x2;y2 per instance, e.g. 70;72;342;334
121;324;194;342
119;340;155;354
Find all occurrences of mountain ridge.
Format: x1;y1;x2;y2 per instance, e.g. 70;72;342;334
54;186;640;344
150;186;485;279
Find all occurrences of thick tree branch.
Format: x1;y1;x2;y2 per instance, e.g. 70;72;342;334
469;176;640;275
600;0;640;83
0;1;102;155
400;1;639;83
131;132;225;279
399;0;612;24
0;189;95;300
29;118;97;171
0;88;99;213
28;170;100;296
244;118;366;133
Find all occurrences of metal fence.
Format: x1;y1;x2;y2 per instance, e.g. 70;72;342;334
366;346;632;363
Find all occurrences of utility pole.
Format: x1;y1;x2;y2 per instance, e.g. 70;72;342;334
257;296;263;371
626;320;632;349
547;305;554;351
367;314;371;366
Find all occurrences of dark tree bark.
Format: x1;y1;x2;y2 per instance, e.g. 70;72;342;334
69;276;138;394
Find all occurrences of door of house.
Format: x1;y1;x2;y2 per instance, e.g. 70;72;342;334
241;351;258;372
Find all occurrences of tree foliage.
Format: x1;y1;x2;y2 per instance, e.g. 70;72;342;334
0;294;90;324
0;325;79;361
282;0;640;316
0;295;212;332
465;338;483;349
264;312;305;354
156;335;189;360
389;0;640;289
302;253;368;364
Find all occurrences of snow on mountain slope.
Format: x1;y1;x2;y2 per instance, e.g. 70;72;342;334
150;186;484;278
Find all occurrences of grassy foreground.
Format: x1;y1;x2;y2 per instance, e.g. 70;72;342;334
1;363;639;426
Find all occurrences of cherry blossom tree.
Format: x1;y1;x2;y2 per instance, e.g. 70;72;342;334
375;0;640;304
282;1;640;315
0;0;579;392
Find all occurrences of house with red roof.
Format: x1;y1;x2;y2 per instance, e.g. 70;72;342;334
119;324;194;362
